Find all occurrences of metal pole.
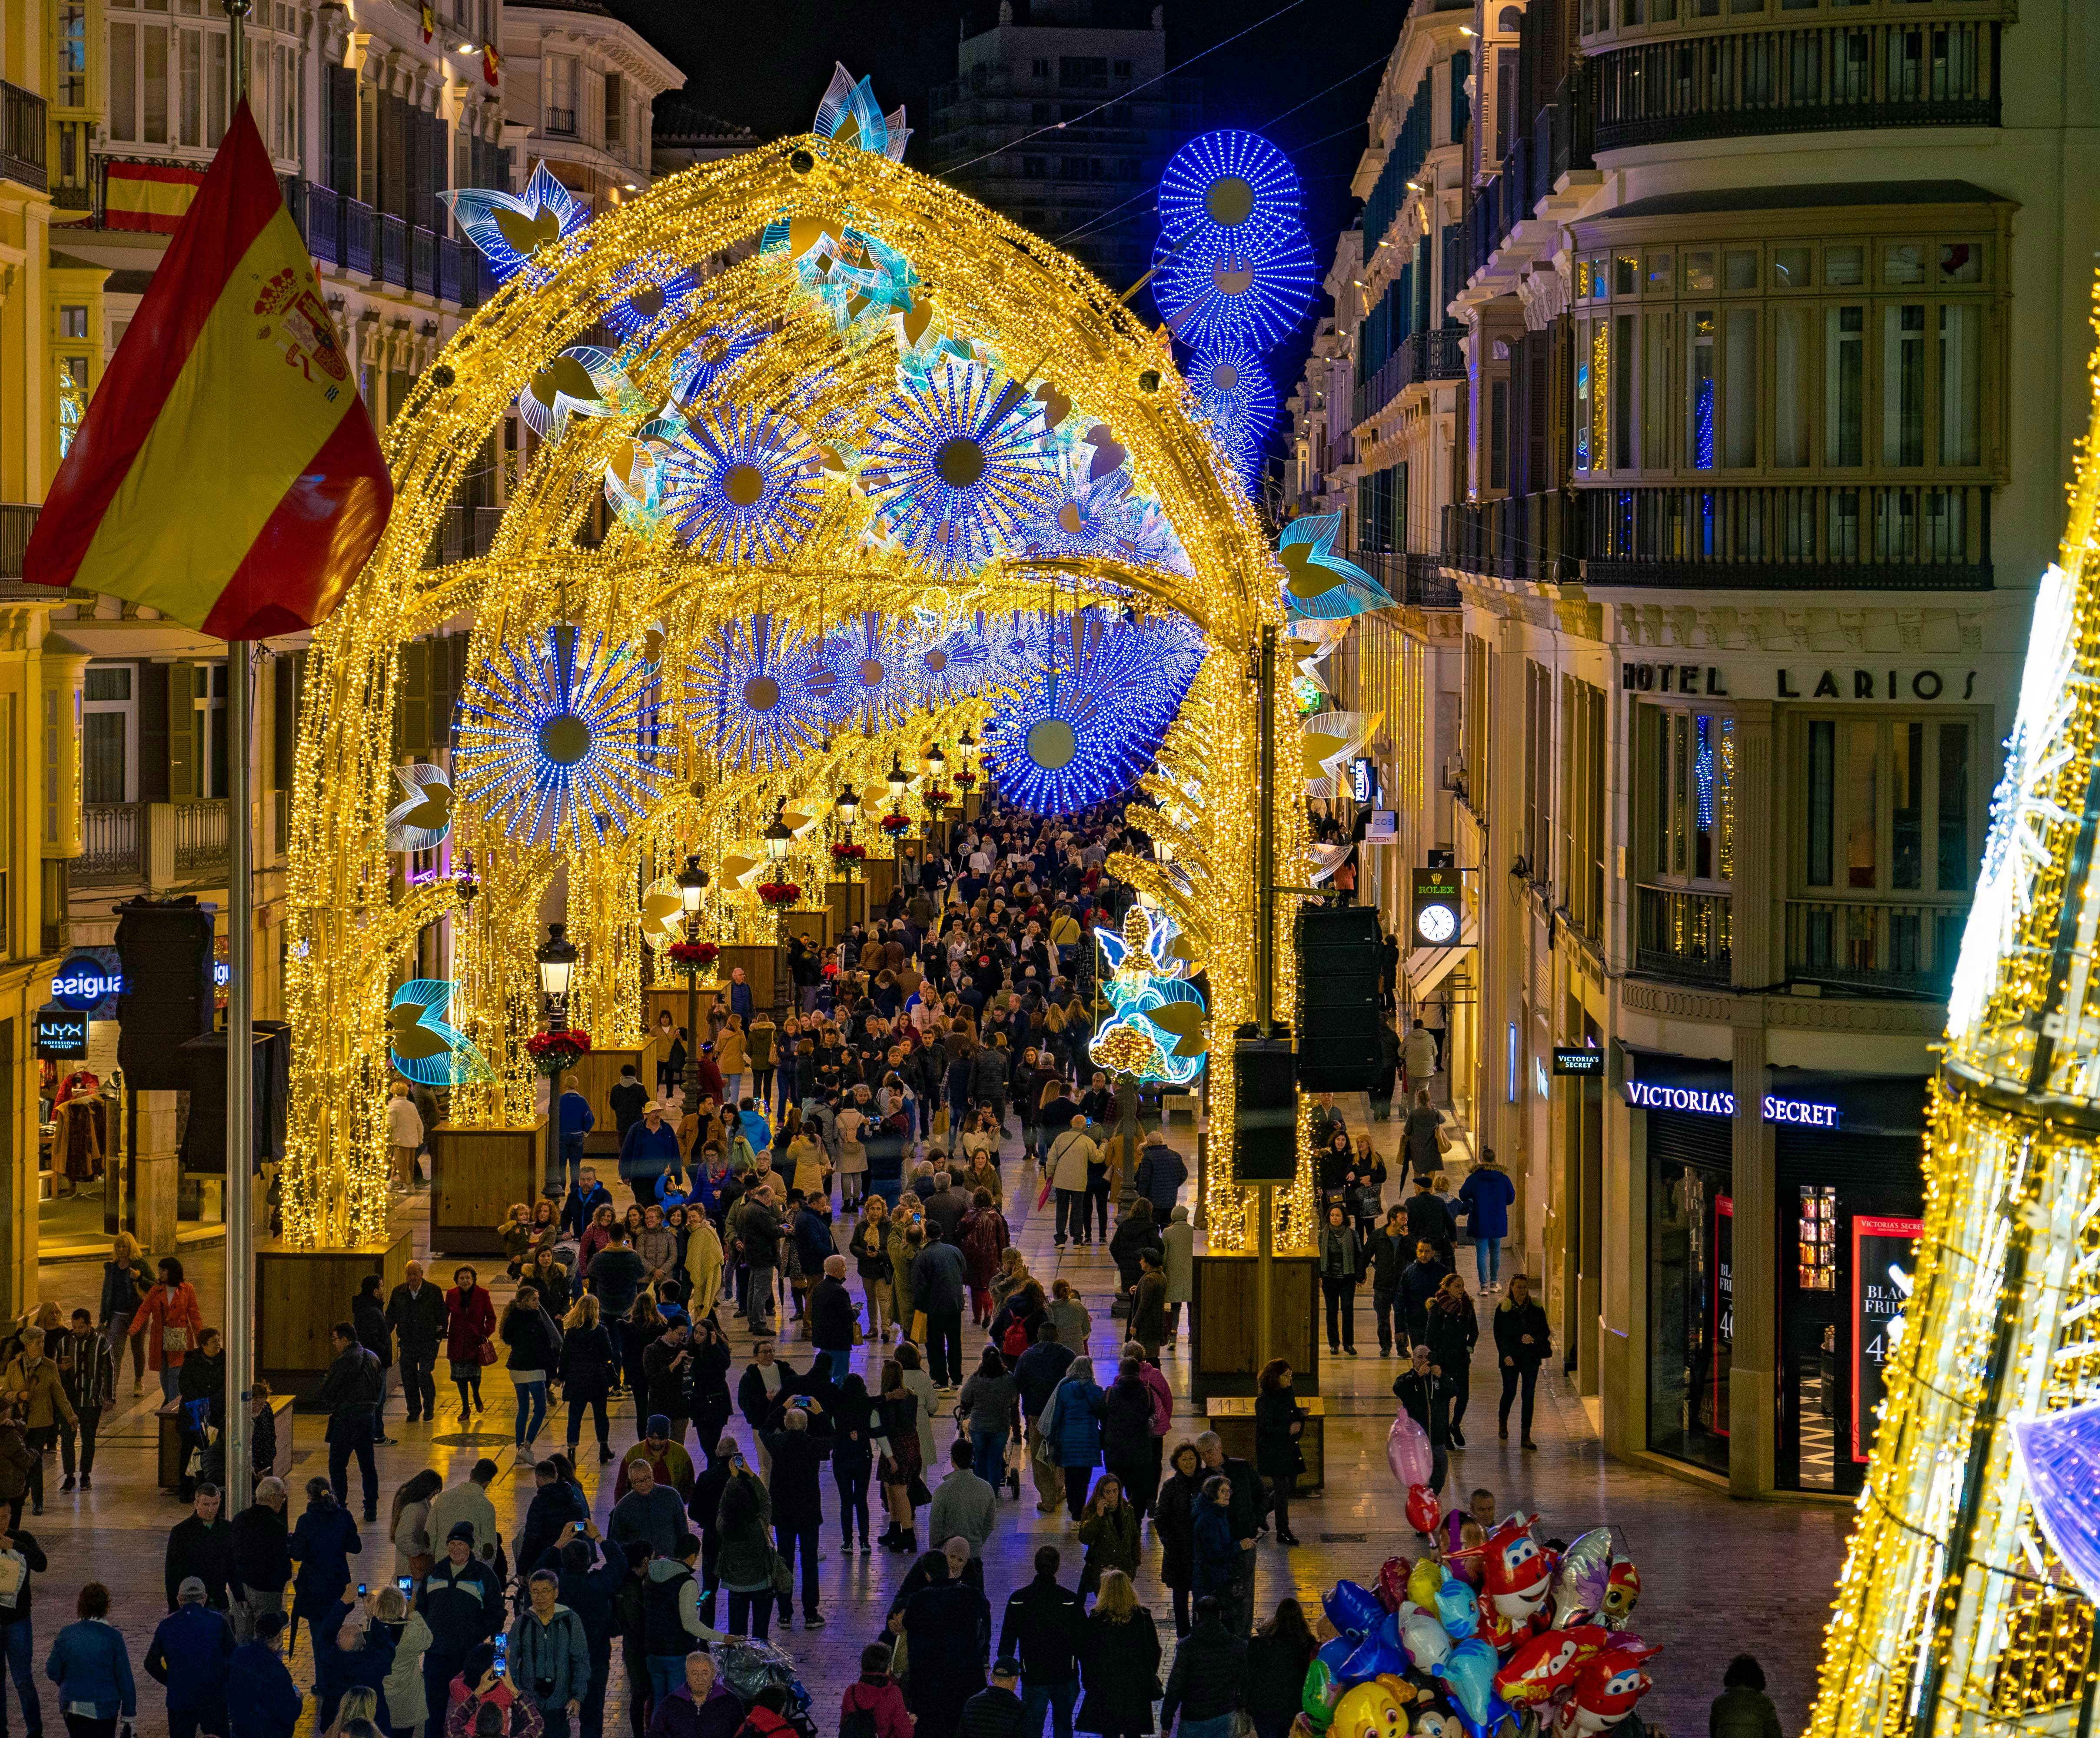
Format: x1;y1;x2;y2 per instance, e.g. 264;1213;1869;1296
1253;627;1278;1364
684;916;701;1114
1256;1184;1274;1373
221;0;255;1518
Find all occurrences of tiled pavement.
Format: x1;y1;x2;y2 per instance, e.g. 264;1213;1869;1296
29;1111;1848;1737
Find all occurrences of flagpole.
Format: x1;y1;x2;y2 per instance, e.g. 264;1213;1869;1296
222;0;253;1516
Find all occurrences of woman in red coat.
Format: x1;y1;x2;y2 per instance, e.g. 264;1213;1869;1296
130;1255;203;1404
445;1264;495;1419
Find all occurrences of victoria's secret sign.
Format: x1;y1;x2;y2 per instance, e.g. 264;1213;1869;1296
1622;663;1979;701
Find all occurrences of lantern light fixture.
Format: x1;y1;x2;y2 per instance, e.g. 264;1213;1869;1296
676;853;710;916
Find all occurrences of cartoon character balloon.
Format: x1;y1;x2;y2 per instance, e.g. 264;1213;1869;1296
1389;1413;1434;1488
1493;1627;1615;1707
1341;1612;1409;1685
1412;1697;1465;1738
1433;1638;1515;1738
1602;1560;1641;1627
1332;1679;1413;1738
1482;1516;1553;1623
1408;1557;1445;1609
1435;1576;1480;1640
1401;1609;1454;1672
1550;1646;1661;1738
1406;1484;1442;1535
1326;1579;1386;1642
1378;1557;1411;1612
1550;1530;1616;1628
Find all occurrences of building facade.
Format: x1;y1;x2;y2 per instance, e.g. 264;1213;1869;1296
927;0;1198;289
1311;0;2100;1496
0;0;686;1311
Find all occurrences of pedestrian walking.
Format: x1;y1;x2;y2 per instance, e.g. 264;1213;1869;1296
1073;1569;1157;1738
231;1476;293;1643
1494;1274;1551;1448
385;1262;447;1426
1318;1205;1360;1356
444;1269;495;1420
1254;1360;1306;1547
1458;1150;1516;1293
44;1582;136;1738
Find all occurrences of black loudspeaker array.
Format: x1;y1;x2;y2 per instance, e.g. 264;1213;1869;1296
114;897;216;1091
1293;905;1383;1091
1233;1037;1299;1183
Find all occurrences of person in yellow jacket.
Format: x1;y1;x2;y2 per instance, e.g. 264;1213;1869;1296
684;1211;724;1319
788;1127;830;1205
1049;908;1081;952
715;1016;749;1106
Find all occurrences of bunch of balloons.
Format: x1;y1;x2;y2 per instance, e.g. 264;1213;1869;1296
1296;1515;1654;1738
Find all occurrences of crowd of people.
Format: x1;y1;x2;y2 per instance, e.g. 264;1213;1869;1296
0;794;1532;1738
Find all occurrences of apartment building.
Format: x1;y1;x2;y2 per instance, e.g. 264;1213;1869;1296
1309;0;2098;1496
926;0;1199;289
0;0;686;1306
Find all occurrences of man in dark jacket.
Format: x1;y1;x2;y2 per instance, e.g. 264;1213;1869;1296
1131;1133;1186;1216
997;1546;1083;1738
912;1227;968;1389
588;1224;650;1395
900;1551;991;1735
226;1610;302;1738
146;1578;236;1738
165;1483;236;1612
959;1659;1027;1738
608;1066;649;1145
1404;1175;1457;1260
420;1522;503;1738
319;1321;382;1521
516;1459;589;1587
1392;1344;1456;1497
561;1167;615;1241
350;1280;395;1447
735;1187;781;1337
383;1260;447;1425
1013;1324;1075;1515
552;1534;626;1738
756;1404;831;1629
641;1323;693;1442
1160;1597;1249;1732
230;1476;293;1641
1368;1207;1414;1358
806;1257;857;1385
1398;1240;1452;1352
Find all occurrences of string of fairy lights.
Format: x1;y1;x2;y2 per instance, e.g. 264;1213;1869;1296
278;75;1314;1254
1804;290;2100;1738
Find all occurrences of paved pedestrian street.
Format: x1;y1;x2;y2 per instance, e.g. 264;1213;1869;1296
29;1118;1847;1736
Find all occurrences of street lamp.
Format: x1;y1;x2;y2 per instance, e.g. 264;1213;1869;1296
834;781;861;925
886;757;910;804
925;743;947;782
535;922;579;1198
675;855;709;1113
762;810;794;862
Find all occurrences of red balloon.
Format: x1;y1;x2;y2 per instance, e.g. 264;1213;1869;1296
1406;1483;1441;1535
1378;1557;1409;1612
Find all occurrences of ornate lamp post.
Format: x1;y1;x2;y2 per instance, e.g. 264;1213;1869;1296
535;922;579;1197
676;854;709;1113
834;780;861;929
957;727;981;817
885;756;910;886
762;809;794;1012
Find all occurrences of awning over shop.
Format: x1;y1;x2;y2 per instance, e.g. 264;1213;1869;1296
1402;921;1478;1004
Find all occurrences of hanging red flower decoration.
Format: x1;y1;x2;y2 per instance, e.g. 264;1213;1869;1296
524;1029;592;1077
757;881;800;907
666;940;719;978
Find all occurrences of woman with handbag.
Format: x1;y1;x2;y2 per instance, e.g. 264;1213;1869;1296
1153;1442;1205;1637
872;1357;925;1556
849;1197;895;1342
390;1468;442;1579
444;1265;495;1418
714;1456;775;1640
130;1255;203;1404
1254;1359;1307;1548
556;1294;616;1462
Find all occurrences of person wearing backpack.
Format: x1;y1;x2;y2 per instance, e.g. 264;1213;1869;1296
837;1641;910;1738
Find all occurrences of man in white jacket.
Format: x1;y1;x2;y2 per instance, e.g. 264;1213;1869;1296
1047;1117;1098;1249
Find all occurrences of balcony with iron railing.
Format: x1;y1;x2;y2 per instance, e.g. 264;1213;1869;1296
0;80;46;193
1785;897;1964;998
77;804;144;889
1636;885;1733;984
1352;329;1468;427
1578;483;1992;588
1442;491;1580;584
1343;550;1462;609
1592;19;2001;149
546;107;577;136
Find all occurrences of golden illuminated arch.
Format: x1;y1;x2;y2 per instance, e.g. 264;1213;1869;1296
279;133;1312;1251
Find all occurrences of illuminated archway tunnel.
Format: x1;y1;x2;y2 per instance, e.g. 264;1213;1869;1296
280;100;1314;1253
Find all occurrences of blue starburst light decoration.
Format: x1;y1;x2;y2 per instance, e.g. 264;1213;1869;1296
442;161;588;285
1277;513;1393;621
604;258;701;345
1021;440;1135;559
1110;502;1195;579
1191;344;1279;485
517;347;636;443
389;980;493;1088
668;318;769;408
1153;226;1317;353
818;610;916;733
686;613;829;771
1158;130;1305;268
814;63;911;161
982;615;1203;815
660;406;824;564
863;362;1055;578
453;624;676;849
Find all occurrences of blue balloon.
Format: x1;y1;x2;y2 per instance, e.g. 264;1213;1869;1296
1323;1579;1385;1642
1436;1576;1479;1640
1317;1636;1355;1678
1339;1611;1406;1685
1433;1637;1502;1727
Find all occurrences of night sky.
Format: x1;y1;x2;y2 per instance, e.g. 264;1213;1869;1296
611;0;1409;452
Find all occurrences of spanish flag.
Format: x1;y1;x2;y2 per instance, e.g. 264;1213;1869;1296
24;101;390;640
104;160;206;235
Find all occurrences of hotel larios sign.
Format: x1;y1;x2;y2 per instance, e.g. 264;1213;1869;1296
1620;663;1979;701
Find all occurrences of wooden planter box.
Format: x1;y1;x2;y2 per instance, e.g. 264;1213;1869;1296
645;983;718;1045
827;879;867;933
1189;1250;1320;1398
430;1119;546;1254
256;1233;413;1407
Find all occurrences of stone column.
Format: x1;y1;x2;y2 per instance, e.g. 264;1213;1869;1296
1728;702;1776;991
1728;1016;1775;1496
130;1089;182;1258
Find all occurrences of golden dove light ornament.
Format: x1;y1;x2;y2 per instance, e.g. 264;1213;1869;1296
384;764;453;852
388;980;493;1088
442;160;588;285
1279;513;1394;621
1090;904;1206;1087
